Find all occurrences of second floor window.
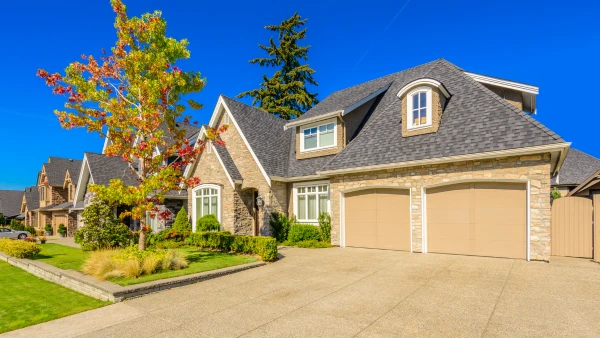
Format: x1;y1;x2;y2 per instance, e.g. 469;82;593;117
40;186;45;201
301;121;336;152
407;87;432;129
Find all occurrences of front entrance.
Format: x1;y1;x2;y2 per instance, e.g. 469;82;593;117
551;196;593;258
54;213;68;235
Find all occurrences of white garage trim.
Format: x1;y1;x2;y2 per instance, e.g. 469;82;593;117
421;179;531;261
340;185;412;251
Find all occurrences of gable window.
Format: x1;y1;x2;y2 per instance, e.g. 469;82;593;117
407;87;432;129
192;184;221;231
39;186;45;202
294;182;329;223
301;121;336;152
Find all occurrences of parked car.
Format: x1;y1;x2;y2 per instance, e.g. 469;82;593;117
0;228;30;239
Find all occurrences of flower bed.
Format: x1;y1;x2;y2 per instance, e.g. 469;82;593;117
0;239;41;259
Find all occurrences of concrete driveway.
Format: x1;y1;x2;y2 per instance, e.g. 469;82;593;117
4;247;600;337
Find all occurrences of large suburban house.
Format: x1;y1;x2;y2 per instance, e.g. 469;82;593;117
551;149;600;197
24;157;83;235
185;58;570;261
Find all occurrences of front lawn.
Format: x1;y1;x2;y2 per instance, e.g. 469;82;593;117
0;260;108;334
35;244;257;286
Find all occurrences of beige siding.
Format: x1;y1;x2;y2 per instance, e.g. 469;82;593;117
483;84;524;111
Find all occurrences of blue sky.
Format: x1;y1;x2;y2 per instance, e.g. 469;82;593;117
1;0;598;190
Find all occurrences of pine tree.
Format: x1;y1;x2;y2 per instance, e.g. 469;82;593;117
171;207;191;233
238;12;318;120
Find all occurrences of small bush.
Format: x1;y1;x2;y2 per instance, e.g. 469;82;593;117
24;226;36;237
270;212;294;243
10;220;25;231
293;240;331;248
83;246;188;280
171;207;192;233
318;213;331;243
44;224;53;234
153;240;185;249
57;224;67;235
287;224;322;243
0;215;5;226
196;214;221;232
0;239;42;259
188;232;278;261
551;187;562;200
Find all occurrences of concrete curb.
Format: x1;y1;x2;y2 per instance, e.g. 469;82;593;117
0;252;265;303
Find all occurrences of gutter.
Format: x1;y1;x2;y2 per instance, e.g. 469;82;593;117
270;175;327;183
317;143;571;176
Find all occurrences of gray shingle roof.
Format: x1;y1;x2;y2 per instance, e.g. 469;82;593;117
214;143;243;181
321;59;563;172
158;123;202;153
44;157;83;186
551;149;600;186
23;186;39;211
85;152;140;186
0;190;24;218
39;201;73;211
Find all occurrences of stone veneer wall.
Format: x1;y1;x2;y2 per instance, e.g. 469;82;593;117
329;154;552;261
52;186;69;205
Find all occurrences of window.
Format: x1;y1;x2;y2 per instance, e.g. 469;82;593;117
301;121;336;152
224;112;230;124
295;183;329;222
206;142;212;154
192;185;220;230
407;87;432;129
146;212;158;231
39;186;45;201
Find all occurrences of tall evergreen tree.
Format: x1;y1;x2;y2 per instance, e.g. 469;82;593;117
238;12;318;120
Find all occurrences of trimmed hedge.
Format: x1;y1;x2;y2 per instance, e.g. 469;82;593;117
0;239;42;259
293;240;331;248
287;224;322;243
188;232;278;261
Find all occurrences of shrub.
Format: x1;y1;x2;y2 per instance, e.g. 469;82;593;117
153;240;185;249
269;212;294;243
171;207;192;233
293;240;331;249
24;226;36;237
188;232;278;261
82;246;188;280
0;215;5;226
57;224;67;235
318;213;331;243
75;197;132;251
39;236;47;244
551;187;562;200
36;230;44;237
196;214;221;232
44;224;53;234
10;220;25;231
287;224;322;243
0;239;42;259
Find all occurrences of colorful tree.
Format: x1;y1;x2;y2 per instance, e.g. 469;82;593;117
238;12;318;120
37;0;225;250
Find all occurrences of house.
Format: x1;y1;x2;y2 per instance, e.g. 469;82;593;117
21;186;40;228
551;148;600;197
185;58;570;261
29;157;83;235
0;190;26;222
73;152;189;231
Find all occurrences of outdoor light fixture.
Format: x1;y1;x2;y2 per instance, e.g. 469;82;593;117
256;196;265;208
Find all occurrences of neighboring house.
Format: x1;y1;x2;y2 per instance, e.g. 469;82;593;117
185;58;570;261
73;152;189;232
551;149;600;197
21;186;40;227
0;190;26;221
32;157;83;236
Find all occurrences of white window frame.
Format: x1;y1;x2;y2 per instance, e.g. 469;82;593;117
406;86;433;130
146;211;159;232
299;118;337;153
293;180;330;224
191;184;221;231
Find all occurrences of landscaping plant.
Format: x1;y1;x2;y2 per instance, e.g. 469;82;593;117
57;224;67;237
318;212;331;243
269;212;294;243
196;214;221;232
287;224;322;243
75;197;132;251
37;0;226;251
188;232;278;261
24;226;37;237
44;224;53;236
10;220;25;231
293;240;331;249
39;236;47;244
0;239;42;259
171;207;192;233
0;215;5;226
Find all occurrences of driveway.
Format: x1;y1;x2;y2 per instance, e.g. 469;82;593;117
4;247;600;337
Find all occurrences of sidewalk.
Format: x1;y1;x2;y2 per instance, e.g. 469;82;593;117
45;236;80;248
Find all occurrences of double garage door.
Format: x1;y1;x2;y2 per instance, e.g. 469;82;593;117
344;183;527;259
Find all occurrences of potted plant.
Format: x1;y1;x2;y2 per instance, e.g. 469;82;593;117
44;224;53;236
57;224;67;238
39;236;47;244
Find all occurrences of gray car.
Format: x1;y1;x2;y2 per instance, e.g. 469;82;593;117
0;228;30;239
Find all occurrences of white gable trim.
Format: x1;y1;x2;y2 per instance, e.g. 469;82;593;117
342;83;391;116
464;72;539;95
397;78;450;99
213;146;238;188
73;154;92;208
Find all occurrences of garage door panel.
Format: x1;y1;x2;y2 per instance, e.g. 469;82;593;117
344;189;410;251
427;182;526;259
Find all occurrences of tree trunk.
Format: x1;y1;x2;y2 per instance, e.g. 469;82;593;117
138;228;147;250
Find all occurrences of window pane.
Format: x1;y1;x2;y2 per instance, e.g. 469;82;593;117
420;108;427;125
327;123;334;131
195;198;202;222
203;197;209;216
298;195;306;219
420;92;427;108
304;134;317;149
319;194;328;215
320;130;334;147
319;125;327;133
307;194;317;220
211;196;218;216
413;110;419;125
311;127;317;134
298;187;305;193
412;93;418;109
304;129;310;135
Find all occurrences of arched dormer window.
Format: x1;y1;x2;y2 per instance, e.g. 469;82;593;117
407;87;432;129
397;78;450;134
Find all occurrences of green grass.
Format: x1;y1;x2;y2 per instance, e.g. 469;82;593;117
35;244;90;270
34;244;257;287
109;247;257;286
0;261;108;334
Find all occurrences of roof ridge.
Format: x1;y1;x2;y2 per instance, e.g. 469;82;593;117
438;59;563;142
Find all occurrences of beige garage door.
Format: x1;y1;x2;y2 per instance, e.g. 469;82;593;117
345;189;410;251
426;182;526;259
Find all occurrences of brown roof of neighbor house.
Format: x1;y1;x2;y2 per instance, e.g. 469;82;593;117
551;149;600;186
0;190;25;218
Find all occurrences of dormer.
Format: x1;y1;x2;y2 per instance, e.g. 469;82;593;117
464;72;538;113
397;78;450;137
63;170;76;203
38;167;50;207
